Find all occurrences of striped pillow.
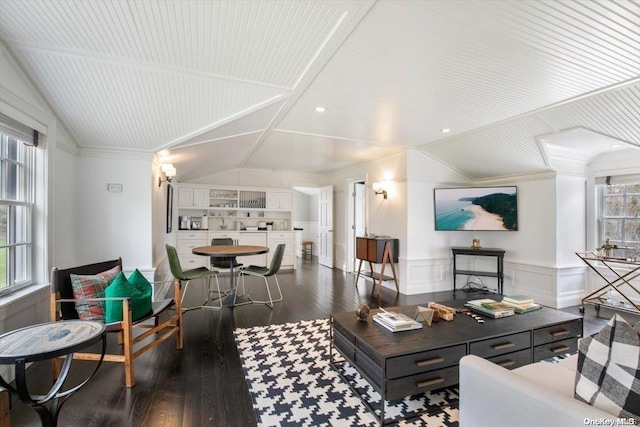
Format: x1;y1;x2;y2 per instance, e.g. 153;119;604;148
70;265;121;320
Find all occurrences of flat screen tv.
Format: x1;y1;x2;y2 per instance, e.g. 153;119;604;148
434;186;518;231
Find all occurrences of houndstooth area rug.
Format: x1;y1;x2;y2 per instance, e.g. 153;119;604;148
234;318;459;426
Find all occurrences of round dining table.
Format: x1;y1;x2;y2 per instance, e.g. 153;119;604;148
192;245;269;307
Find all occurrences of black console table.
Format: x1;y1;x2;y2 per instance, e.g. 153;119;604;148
452;246;505;294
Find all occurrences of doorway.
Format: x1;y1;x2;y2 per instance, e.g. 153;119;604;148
347;179;366;273
292;186;320;262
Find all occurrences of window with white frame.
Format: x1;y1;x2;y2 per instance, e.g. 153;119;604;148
0;128;35;295
598;177;640;250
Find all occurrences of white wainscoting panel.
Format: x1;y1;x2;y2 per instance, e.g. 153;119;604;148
556;266;588;309
507;262;588;309
404;257;450;295
507;262;556;307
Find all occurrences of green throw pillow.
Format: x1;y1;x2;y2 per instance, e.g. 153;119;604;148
128;269;153;296
104;271;153;324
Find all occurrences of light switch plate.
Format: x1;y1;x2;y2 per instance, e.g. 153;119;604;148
107;183;123;193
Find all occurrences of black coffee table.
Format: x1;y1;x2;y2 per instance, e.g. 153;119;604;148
330;301;582;425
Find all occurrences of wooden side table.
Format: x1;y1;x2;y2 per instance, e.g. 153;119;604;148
355;237;399;295
0;320;106;427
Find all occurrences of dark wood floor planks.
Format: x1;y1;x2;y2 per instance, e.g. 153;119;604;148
7;256;637;426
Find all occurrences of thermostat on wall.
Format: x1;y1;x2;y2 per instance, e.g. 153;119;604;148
107;183;123;193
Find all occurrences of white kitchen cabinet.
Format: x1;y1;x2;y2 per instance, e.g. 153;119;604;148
268;231;296;269
266;191;292;211
176;230;208;268
178;185;293;234
178;187;209;208
237;232;268;266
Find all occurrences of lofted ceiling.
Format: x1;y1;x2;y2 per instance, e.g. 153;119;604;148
0;0;638;182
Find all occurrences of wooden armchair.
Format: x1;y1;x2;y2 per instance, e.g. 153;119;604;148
0;386;9;427
50;258;183;388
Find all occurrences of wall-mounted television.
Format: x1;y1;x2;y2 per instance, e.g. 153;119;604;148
434;186;518;231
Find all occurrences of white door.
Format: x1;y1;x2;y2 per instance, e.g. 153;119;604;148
353;182;366;271
318;185;334;268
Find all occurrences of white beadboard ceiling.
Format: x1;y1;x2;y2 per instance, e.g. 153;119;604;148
0;0;638;181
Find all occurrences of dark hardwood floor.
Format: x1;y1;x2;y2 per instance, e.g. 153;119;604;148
8;256;637;426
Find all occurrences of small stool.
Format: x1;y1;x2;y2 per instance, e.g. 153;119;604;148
301;241;313;259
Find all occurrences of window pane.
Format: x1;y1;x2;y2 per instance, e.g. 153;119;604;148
14;243;29;284
15;205;30;243
0;205;5;244
604;219;623;241
604;196;624;216
625;219;640;244
0;247;6;290
628;184;640;194
6;137;17;161
627;195;640;217
0;128;34;293
605;185;624;195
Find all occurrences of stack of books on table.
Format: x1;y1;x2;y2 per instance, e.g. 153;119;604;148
501;295;542;313
465;299;515;318
373;310;423;332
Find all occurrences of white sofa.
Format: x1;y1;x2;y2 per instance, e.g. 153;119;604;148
459;354;617;427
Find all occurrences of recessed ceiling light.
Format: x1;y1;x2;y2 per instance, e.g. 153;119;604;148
441;128;451;133
315;106;326;113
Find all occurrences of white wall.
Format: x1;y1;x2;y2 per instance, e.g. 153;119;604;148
75;154;154;270
556;174;586;267
52;146;79;268
403;148;565;298
327;152;407;276
294;191;310;220
325;147;593;307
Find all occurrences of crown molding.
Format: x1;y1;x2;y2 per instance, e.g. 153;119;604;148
78;146;153;161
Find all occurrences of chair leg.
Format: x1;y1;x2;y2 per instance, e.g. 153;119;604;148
181;280;190;304
263;277;274;309
174;280;184;350
202;274;222;310
122;300;135;388
181;276;218;311
243;273;282;308
233;272;252;306
272;274;283;303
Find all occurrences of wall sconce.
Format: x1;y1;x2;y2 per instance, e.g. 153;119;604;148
158;163;176;186
372;181;389;199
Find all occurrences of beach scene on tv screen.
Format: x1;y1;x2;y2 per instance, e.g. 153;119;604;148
435;187;518;231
